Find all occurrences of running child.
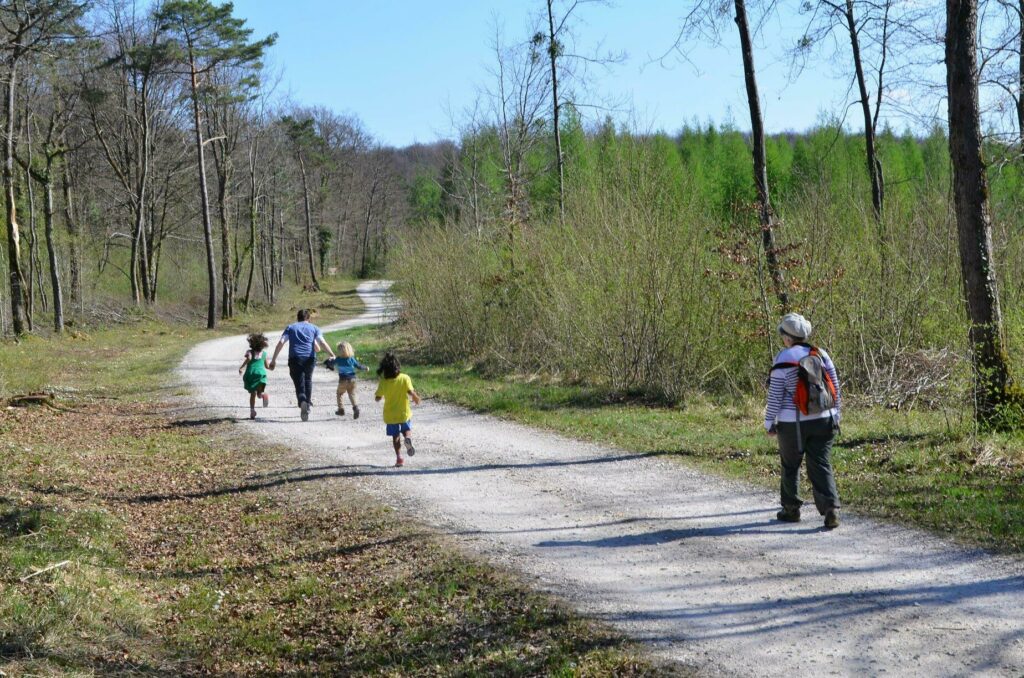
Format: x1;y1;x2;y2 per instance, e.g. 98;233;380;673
239;333;272;419
334;341;370;418
374;352;421;467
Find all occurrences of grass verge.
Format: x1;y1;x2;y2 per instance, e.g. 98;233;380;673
328;324;1024;555
1;279;680;676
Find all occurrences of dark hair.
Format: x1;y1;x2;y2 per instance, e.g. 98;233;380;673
247;332;269;352
377;351;401;379
297;309;311;322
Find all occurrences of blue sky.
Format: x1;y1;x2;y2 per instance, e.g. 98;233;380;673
230;1;910;148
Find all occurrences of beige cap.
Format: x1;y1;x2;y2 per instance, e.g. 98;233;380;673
778;312;812;340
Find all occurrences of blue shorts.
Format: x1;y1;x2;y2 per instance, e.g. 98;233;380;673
386;422;411;437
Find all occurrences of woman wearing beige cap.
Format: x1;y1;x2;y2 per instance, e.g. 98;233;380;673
765;313;843;529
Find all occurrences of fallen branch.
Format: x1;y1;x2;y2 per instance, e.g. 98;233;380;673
7;392;54;408
20;559;71;582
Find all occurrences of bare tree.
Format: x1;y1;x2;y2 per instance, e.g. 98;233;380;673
540;0;620;223
487;21;551;268
0;0;87;336
154;0;275;329
672;1;789;311
18;50;82;333
281;114;322;289
946;0;1014;426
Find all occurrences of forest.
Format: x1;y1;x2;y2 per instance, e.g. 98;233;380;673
1;0;1022;427
0;0;438;336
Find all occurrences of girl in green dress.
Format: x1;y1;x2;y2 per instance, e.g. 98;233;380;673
239;333;272;419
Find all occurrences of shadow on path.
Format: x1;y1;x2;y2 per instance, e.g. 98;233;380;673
119;451;672;504
600;575;1024;644
536;521;826;546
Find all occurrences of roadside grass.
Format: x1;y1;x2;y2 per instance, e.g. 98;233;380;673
329;324;1024;555
1;279;679;676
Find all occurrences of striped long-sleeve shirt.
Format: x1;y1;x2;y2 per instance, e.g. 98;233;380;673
764;345;842;431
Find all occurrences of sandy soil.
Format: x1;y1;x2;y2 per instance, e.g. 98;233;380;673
179;280;1024;677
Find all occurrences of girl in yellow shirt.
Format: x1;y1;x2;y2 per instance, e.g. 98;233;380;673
374;352;421;467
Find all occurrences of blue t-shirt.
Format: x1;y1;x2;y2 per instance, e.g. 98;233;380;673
335;356;366;379
281;321;324;359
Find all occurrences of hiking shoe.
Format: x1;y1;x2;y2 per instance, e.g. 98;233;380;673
404;438;416;457
824;509;840;530
336;408;345;416
394;456;404;468
776;507;801;523
352;405;360;420
300;400;309;422
249;409;257;420
261;393;269;408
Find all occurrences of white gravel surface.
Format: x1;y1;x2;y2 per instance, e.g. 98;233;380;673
180;281;1024;677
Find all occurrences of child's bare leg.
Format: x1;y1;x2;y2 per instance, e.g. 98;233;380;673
392;435;403;466
249;392;257;409
403;431;415;456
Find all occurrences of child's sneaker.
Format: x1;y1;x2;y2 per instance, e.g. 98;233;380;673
249;409;257;420
394;456;404;467
352;405;360;420
404;438;416;457
336;408;345;416
300;400;309;422
262;393;269;408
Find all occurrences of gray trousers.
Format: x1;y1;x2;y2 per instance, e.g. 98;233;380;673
776;417;840;514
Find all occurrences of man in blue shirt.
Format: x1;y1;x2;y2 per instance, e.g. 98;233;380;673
270;309;336;421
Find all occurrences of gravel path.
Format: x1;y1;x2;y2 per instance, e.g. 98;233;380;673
180;281;1024;677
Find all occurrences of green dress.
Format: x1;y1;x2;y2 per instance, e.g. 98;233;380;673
243;350;268;392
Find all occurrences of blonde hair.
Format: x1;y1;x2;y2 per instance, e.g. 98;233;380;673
337;341;354;358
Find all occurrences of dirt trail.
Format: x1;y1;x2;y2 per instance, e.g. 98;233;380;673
180;281;1024;677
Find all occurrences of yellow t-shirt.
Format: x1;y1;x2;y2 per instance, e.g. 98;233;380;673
375;373;414;424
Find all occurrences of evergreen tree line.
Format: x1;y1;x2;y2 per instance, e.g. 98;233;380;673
0;0;417;335
395;0;1024;427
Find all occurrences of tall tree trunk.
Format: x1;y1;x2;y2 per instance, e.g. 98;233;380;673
42;162;63;333
215;161;233;318
268;193;277;303
61;157;80;311
1019;0;1024;146
24;167;37;328
360;174;379;278
546;0;565;223
844;0;884;221
243;141;258;309
136;93;152;305
297;152;319;289
188;55;218;329
734;0;789;311
3;63;27;335
946;0;1013;424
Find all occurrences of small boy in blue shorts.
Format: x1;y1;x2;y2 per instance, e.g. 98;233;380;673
374;352;421;467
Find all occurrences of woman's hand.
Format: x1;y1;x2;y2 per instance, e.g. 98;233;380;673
268;360;276;371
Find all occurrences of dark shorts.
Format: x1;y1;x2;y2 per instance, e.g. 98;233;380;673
386;421;411;437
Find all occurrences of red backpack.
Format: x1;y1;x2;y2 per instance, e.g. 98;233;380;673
770;345;837;416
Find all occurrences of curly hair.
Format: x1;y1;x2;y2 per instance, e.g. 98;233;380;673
247;332;269;352
377;351;401;379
